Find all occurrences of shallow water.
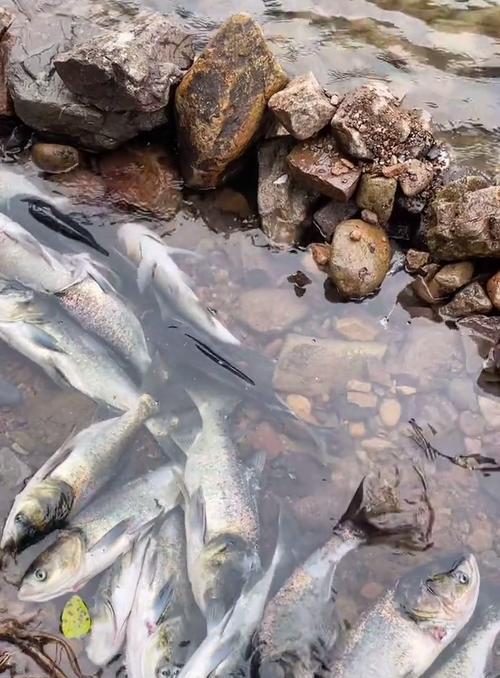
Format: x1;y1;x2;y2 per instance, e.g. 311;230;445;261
0;0;499;676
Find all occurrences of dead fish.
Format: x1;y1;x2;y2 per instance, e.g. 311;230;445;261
0;166;69;209
118;221;240;345
25;198;109;256
254;466;434;678
328;554;480;678
0;375;22;407
18;465;179;602
1;394;159;555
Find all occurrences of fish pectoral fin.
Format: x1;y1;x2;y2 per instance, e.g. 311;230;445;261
190;487;208;547
137;257;156;293
89;518;138;556
165;245;203;260
154;578;175;626
29;325;66;353
205;598;226;631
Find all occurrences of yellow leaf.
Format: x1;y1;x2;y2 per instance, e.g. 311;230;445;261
60;595;92;639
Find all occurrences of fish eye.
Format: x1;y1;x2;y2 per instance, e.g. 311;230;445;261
456;570;469;585
15;513;26;524
34;568;47;582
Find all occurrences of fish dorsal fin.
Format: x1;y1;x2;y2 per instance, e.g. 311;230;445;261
154;579;175;626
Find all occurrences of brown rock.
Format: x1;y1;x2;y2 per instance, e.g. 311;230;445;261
175;14;287;188
258;138;317;244
235;288;308;334
328;219;391;298
32;143;79;174
412;266;446;304
346;380;372;393
379;398;401;427
331;84;412;161
273;333;387;397
405;249;431;273
440;282;493;319
486;272;500;310
48;168;106;202
347;391;378;408
287;134;361;201
0;10;13;117
426;178;500;260
212;188;252;218
399;159;434;197
99;143;182;219
335;316;381;342
433;261;474;295
360;209;379;225
458;411;484;438
311;243;331;269
55;12;194;113
356;174;397;226
313;200;357;240
268;72;334;140
286;393;313;422
349;422;366;438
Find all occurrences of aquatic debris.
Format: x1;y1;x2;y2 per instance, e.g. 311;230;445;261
409;418;500;473
60;595;92;639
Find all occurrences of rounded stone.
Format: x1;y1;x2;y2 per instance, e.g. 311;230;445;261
286;394;313;421
486;272;500;310
32;143;80;174
328;219;391;298
379;398;402;428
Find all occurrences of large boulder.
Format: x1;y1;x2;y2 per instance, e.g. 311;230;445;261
175;13;288;189
257;138;317;244
54;12;193;113
6;7;191;150
425;176;500;260
328;219;391;298
0;8;13;117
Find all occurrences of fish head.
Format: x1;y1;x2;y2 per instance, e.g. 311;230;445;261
18;529;86;602
398;552;480;638
117;222;152;260
142;621;181;678
1;479;74;554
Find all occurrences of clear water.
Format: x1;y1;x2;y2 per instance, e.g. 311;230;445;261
0;0;499;676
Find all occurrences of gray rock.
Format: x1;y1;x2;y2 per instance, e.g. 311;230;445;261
328;219;391;299
268;72;334;140
356;174;397;226
287;134;361;201
425;177;500;260
440;282;493;319
258;138;317;244
6;6;183;149
55;12;193;113
399;159;434;197
313;200;357;240
0;446;31;488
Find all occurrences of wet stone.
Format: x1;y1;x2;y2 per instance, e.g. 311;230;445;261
328;219;392;299
356;174;397;227
287;134;361;201
286;394;313;422
258;138;317;244
313;200;357;241
346;380;372;393
334;315;381;342
447;377;478;412
347;391;378;408
0;446;31;489
310;243;331;269
405;249;431;273
49;168;106;202
0;10;13;117
268;71;335;140
235;288;309;334
478;396;500;431
379;398;401;428
440;282;492;319
433;261;474;295
458;411;485;438
349;421;366;438
398;159;434;197
175;13;288;188
32;143;80;174
486;272;500;310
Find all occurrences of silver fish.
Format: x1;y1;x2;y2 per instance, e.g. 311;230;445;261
86;536;151;667
127;507;196;678
0;214;151;375
0;166;70;209
179;515;285;678
0;281;168;440
118;222;240;345
428;604;500;678
179;385;261;628
328;553;480;678
18;465;179;602
255;467;434;678
1;394;159;555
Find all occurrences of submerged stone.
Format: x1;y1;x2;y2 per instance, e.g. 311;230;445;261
175;13;287;188
439;282;493;319
32;143;80;174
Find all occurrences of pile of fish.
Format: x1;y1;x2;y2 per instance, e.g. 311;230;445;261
0;172;497;678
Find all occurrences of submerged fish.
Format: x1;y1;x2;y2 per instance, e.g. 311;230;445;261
0;214;151;375
26;198;109;256
127;507;196;678
428;603;500;678
328;553;480;678
179;514;285;678
118;222;240;345
86;536;151;667
0;166;69;208
179;384;261;628
1;394;158;555
254;466;434;678
18;465;179;602
0;375;22;407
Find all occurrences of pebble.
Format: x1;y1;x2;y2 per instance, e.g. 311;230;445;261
405;249;431;273
349;422;366;438
361;437;395;453
458;411;485;437
347;392;378;408
379;398;401;427
32;142;80;174
346;380;372;393
396;385;417;396
335;316;381;342
286;394;313;422
361;581;385;600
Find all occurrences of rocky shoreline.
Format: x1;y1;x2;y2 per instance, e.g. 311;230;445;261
0;7;498;312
